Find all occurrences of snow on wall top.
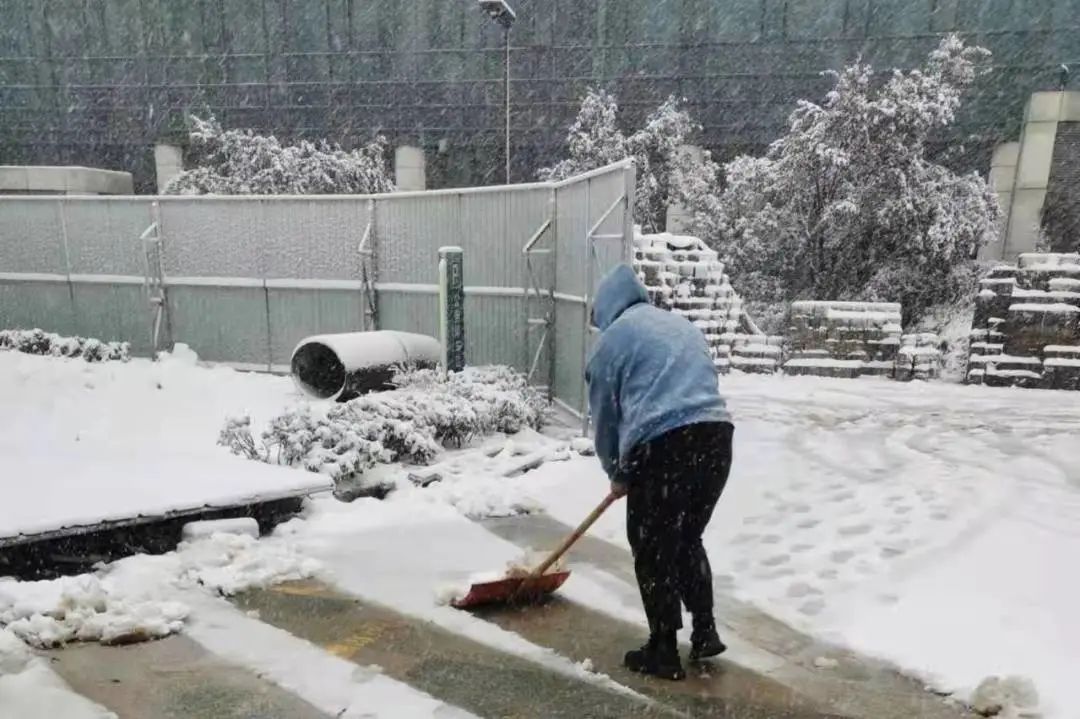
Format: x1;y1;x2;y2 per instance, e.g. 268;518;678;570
1008;303;1080;314
1049;277;1080;291
1011;287;1080;301
1017;252;1080;269
632;230;708;251
791;300;902;314
824;309;904;326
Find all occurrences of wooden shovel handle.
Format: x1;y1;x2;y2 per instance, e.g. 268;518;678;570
531;492;619;577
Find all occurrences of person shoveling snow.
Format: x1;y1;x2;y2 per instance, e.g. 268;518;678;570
586;264;734;681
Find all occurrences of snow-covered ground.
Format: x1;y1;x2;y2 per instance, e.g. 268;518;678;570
2;352;1078;718
525;375;1080;718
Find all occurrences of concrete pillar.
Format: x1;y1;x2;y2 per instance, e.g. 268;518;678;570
154;144;184;193
1001;91;1080;260
979;142;1019;261
664;144;704;234
394;145;426;191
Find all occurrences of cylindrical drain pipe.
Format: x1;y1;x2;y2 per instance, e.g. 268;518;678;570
291;331;442;401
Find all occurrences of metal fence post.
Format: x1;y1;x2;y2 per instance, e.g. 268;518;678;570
359;198;378;330
580;178;594;436
140;201;169;356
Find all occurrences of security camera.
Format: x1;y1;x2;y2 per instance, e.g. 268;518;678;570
478;0;516;29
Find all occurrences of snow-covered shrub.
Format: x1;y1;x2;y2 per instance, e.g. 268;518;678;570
686;36;1001;328
219;366;546;491
164;115;394;195
393;366;549;436
539;90;721;234
0;329;129;363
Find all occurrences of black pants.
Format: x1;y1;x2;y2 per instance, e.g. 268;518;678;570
623;422;734;638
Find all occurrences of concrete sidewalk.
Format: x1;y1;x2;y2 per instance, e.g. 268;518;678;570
482;514;973;719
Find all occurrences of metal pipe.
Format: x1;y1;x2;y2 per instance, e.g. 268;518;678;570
290;331;441;402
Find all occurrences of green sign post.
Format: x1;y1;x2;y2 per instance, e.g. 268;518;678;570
438;246;466;373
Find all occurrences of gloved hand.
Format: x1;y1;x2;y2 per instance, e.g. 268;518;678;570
610;479;628;498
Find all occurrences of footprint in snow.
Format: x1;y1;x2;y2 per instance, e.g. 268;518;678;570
830;549;855;564
838;524;872;537
761;554;790;567
786;582;822;598
755;567;796;581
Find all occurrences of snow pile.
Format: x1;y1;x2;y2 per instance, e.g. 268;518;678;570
0;329;129;363
396;430;604;519
0;628;115;719
171;532;321;597
0;532;319;649
0;574;188;648
221;366;548;492
971;676;1041;718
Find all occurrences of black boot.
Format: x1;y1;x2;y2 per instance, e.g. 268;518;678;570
624;633;685;680
689;618;727;661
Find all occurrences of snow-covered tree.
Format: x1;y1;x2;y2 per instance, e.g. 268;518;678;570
687;36;1001;327
164;115;394;195
539;90;720;233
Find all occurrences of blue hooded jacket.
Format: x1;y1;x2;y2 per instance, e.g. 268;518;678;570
586;264;731;480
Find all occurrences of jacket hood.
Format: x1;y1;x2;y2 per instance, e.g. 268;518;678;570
592;264;649;330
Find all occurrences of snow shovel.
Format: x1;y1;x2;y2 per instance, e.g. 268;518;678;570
451;492;619;609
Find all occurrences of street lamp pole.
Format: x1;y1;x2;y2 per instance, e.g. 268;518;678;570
504;25;511;184
478;1;516;185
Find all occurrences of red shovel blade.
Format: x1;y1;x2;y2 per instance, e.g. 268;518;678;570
451;570;571;609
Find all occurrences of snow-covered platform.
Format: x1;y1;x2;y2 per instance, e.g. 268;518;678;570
0;452;330;549
0;348;332;554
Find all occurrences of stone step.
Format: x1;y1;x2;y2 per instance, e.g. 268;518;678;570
969;342;1004;356
782;360;863;379
1044;345;1080;359
731;356;779;374
967;354;1043;373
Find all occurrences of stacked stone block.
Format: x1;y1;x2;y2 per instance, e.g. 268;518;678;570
967;253;1080;390
895;333;943;381
783;301;908;378
632;231;776;374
